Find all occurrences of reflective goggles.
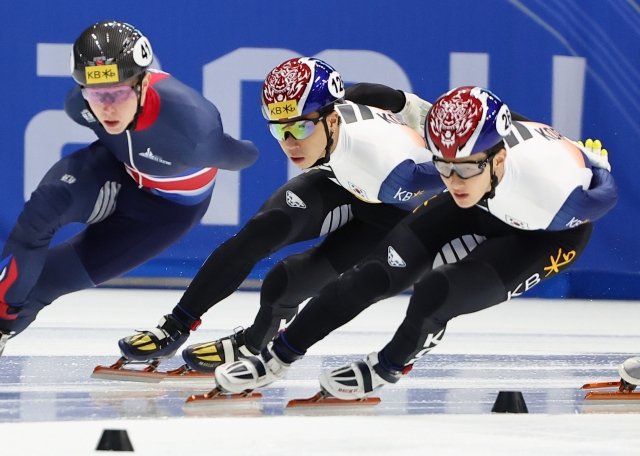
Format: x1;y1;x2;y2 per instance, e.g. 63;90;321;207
432;156;491;179
268;117;324;141
81;84;138;105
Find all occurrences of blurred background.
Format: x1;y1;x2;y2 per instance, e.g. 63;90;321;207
0;0;637;299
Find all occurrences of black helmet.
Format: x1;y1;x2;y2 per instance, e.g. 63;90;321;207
71;21;153;87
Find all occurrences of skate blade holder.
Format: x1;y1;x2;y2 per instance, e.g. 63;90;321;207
284;391;381;416
91;357;167;383
91;359;218;384
581;379;640;411
91;357;165;383
158;365;216;384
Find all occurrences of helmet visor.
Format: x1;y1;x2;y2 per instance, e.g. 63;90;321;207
268;117;323;141
432;156;489;179
81;84;137;105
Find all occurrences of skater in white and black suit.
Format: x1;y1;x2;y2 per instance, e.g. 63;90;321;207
214;86;618;399
116;57;446;371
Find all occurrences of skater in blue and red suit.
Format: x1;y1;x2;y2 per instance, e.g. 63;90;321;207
0;20;259;354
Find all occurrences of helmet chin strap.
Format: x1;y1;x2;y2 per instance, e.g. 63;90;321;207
310;117;334;167
126;73;146;131
481;154;499;201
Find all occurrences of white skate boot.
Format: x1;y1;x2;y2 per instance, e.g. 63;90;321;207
582;356;640;400
215;335;303;394
0;331;10;357
319;352;402;400
185;344;286;407
619;356;640;386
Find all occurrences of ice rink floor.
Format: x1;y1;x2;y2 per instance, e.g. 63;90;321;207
1;289;640;455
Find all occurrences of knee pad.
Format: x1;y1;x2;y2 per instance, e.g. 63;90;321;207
387;260;505;367
410;259;506;325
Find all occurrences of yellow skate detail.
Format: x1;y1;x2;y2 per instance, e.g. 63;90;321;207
192;342;218;353
131;334;158;350
192;343;222;362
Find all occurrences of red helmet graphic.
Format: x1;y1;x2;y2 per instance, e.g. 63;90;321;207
426;86;511;159
261;57;345;121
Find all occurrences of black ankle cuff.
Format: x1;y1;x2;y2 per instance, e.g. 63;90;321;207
165;313;191;334
171;305;201;331
374;350;404;383
238;328;259;355
270;333;305;364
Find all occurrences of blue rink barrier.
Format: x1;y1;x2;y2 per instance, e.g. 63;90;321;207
1;0;638;299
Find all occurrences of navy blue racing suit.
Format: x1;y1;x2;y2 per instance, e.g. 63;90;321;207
0;70;259;335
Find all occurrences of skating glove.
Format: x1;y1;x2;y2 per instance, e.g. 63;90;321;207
576;138;611;172
398;92;431;138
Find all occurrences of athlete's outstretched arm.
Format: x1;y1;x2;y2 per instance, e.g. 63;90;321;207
345;82;532;122
197;129;259;171
345;83;406;112
377;159;444;209
547;167;618;230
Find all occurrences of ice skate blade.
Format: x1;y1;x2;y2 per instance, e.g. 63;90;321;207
159;365;216;383
91;365;166;383
582;379;636;394
284;392;380;416
581;381;623;390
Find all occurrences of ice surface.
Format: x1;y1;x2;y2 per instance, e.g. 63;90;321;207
1;289;639;455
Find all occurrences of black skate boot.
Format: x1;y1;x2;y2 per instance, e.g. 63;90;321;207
93;314;204;382
182;327;259;374
119;314;194;362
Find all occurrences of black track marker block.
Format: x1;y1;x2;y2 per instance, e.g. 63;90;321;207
491;391;529;413
96;429;134;451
